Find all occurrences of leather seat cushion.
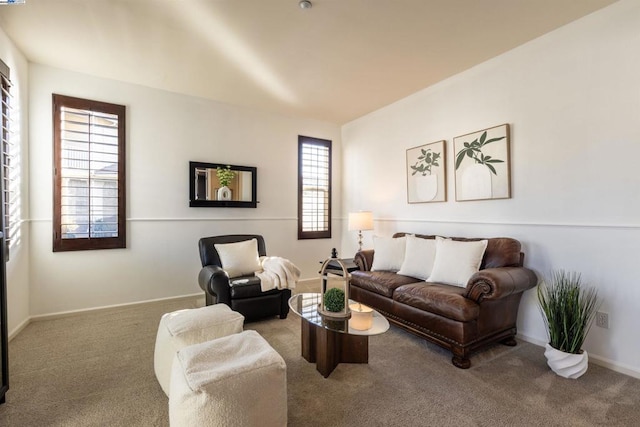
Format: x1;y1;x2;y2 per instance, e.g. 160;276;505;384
350;270;418;298
229;275;282;299
393;283;479;322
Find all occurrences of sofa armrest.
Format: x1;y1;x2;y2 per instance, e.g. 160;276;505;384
465;267;538;303
354;250;374;271
198;265;232;305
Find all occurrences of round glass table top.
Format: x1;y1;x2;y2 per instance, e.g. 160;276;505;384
288;292;390;336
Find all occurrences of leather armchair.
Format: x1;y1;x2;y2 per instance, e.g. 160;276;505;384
197;234;291;321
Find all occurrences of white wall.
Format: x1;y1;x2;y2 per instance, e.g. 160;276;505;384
341;0;640;377
0;25;30;337
29;64;341;316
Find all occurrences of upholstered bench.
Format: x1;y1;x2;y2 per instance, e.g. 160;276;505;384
154;304;244;396
169;330;287;427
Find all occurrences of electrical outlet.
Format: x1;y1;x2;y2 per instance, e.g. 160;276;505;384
596;311;609;329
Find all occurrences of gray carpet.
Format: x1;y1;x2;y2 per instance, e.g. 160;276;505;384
1;294;639;426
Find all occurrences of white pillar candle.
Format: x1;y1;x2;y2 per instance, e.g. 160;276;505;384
349;303;373;330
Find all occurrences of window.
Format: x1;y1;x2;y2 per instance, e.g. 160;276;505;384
298;135;331;239
0;59;18;261
53;94;126;251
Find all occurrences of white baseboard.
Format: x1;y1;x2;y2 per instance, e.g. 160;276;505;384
516;332;547;347
8;317;31;341
23;293;203;325
517;332;640;380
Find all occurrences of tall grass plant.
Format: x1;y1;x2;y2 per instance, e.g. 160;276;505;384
537;270;600;354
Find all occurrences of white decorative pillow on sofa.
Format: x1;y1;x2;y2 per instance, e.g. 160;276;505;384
427;237;488;287
214;239;262;278
398;235;437;280
371;236;407;272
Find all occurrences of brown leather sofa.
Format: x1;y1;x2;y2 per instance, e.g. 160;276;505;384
350;233;537;369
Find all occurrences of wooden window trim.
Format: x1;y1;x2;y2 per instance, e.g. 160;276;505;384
52;94;126;252
298;135;332;240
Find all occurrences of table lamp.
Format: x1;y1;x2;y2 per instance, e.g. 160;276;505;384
348;211;373;251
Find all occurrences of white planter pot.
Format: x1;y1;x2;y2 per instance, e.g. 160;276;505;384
217;186;232;201
544;343;588;379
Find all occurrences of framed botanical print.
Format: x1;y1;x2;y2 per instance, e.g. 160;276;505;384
454;124;510;201
406;140;446;203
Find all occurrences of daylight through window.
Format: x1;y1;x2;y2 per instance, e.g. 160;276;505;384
53;95;126;251
0;59;19;261
298;135;331;239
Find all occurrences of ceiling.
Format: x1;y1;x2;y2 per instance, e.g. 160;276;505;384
0;0;617;124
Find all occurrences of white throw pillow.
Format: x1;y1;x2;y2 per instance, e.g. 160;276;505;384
214;239;262;278
398;235;437;280
371;236;406;272
427;237;488;287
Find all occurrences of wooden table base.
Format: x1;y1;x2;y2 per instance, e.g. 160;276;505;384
300;318;369;377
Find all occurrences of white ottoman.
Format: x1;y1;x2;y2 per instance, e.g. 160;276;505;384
154;304;244;396
169;330;287;427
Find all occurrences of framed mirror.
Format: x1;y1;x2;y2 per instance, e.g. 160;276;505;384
189;161;257;208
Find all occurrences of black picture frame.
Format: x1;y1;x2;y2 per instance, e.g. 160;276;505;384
189;161;258;208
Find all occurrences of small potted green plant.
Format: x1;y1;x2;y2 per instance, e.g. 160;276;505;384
537;270;601;379
216;166;235;200
216;165;235;187
324;288;345;313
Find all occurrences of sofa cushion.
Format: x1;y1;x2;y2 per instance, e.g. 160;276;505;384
393;233;522;269
351;270;418;298
371;235;406;272
393;283;480;322
398;235;437;280
427;237;488;287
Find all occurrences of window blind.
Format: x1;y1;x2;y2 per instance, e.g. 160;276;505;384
0;64;15;261
298;136;331;239
53;94;126;251
59;107;119;239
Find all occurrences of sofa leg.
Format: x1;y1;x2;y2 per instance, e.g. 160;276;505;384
451;356;471;369
501;337;517;347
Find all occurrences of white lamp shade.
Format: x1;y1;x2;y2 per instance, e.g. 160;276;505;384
348;211;373;231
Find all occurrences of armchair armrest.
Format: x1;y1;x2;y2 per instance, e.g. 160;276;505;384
198;265;232;306
465;267;538;303
354;249;375;271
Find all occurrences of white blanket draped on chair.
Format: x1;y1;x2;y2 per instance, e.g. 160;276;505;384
256;256;300;292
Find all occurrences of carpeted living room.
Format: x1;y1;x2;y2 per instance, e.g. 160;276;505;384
0;1;640;426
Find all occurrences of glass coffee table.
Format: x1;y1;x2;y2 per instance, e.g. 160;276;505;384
288;293;390;378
